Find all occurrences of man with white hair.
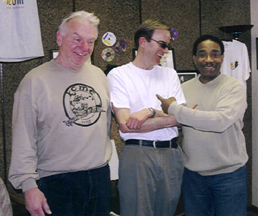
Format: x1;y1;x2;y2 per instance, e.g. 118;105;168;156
9;11;112;216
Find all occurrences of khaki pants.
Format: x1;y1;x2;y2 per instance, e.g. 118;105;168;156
118;145;184;216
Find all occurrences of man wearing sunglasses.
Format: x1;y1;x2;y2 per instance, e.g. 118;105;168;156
107;20;185;216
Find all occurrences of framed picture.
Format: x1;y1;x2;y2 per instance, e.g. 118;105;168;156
51;50;92;64
133;48;176;69
177;70;198;83
51;50;59;59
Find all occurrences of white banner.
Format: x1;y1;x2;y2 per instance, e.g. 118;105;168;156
0;0;44;62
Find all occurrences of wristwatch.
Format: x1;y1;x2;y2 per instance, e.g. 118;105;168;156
149;107;156;118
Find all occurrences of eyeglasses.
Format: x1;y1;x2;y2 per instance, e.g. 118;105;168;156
150;38;171;49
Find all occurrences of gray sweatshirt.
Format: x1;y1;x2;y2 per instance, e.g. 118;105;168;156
9;60;112;192
168;74;248;175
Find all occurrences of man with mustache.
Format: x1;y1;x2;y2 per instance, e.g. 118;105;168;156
157;35;248;216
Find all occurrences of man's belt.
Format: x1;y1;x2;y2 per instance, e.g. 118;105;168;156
125;138;178;148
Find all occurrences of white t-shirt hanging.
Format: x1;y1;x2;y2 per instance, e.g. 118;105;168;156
0;0;44;62
221;40;251;87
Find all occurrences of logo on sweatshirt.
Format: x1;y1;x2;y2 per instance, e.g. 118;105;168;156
230;61;239;70
63;84;104;127
2;0;24;7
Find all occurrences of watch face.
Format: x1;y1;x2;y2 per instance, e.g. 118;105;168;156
149;108;155;118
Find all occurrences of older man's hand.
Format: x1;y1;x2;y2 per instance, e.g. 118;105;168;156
25;188;52;216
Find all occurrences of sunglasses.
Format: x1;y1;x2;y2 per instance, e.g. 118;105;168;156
150;38;171;49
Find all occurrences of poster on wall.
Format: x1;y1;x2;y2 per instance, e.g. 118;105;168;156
177;70;197;83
